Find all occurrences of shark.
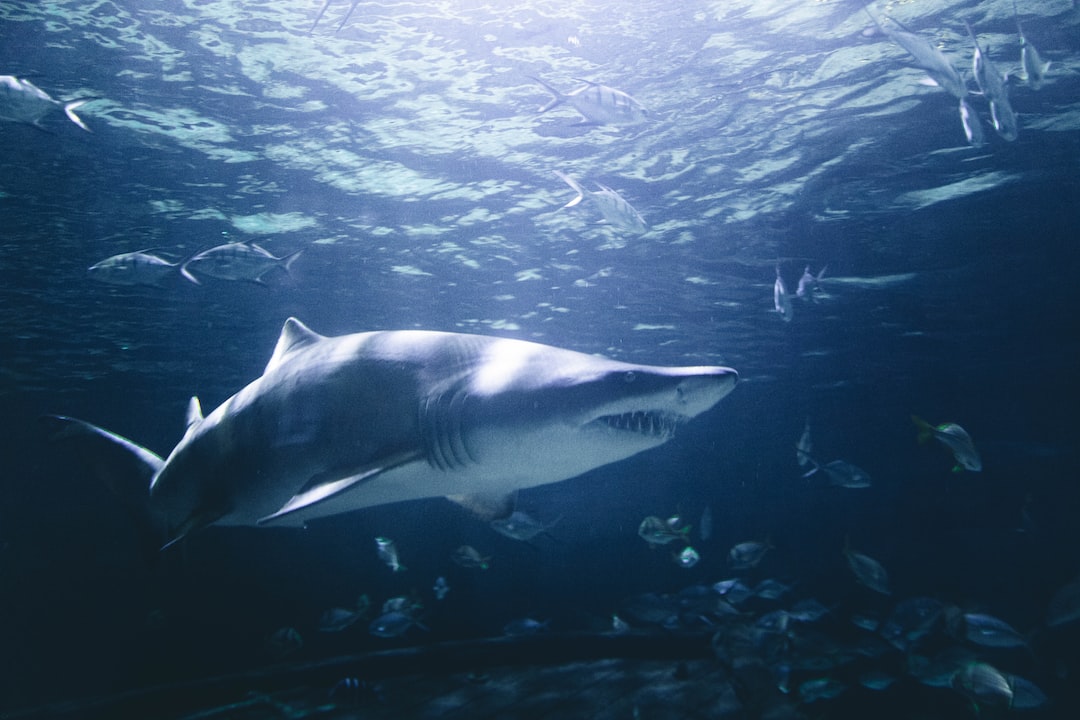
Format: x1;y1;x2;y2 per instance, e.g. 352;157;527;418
45;318;737;548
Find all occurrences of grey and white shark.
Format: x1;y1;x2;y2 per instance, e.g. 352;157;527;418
46;318;737;548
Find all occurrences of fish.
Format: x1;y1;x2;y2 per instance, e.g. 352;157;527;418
870;14;968;100
880;597;944;651
1014;1;1051;89
44;318;738;548
490;510;560;542
318;607;361;632
912;416;981;472
1047;574;1080;626
952;612;1027;648
729;539;772;570
698;505;713;542
308;0;361;33
180;242;302;285
503;617;549;636
0;75;93;131
798;678;846;703
375;536;405;572
527;76;649;126
796;266;826;300
637;515;691;547
952;662;1013;709
433;576;449;600
369;610;425;638
964;21;1019;141
264;627;303;659
796;419;813;470
553;170;647;233
958;97;985;147
773;265;793;322
450;545;491;570
843;539;890;595
87;250;190;287
673;546;700;568
801;456;872;488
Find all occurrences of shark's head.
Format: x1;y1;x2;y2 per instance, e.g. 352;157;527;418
422;338;738;488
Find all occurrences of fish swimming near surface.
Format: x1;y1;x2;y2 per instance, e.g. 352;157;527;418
796;265;826;301
868;13;986;146
44;318;738;549
527;76;649;126
912;416;981;472
309;0;362;33
963;21;1019;141
0;75;93;131
774;266;793;322
88;250;191;287
869;13;968;100
180;241;302;285
1014;0;1051;89
553;170;647;233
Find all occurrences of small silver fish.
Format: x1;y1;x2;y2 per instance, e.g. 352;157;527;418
871;14;968;99
774;266;793;322
1014;2;1051;90
490;510;560;542
553;170;647;233
88;250;187;286
369;610;424;638
180;241;302;285
0;75;92;131
637;515;690;547
698;505;713;542
964;21;1019;141
433;576;450;601
503;617;549;636
955;612;1026;648
729;539;772;570
308;0;361;33
802;455;873;488
375;536;406;572
796;265;826;300
450;544;491;570
912;416;981;472
264;626;303;659
796;419;813;469
959;97;985;147
844;540;890;595
528;76;649;126
952;662;1013;709
318;607;361;632
673;546;700;568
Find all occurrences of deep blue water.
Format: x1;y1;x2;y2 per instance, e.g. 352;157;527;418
2;0;1080;717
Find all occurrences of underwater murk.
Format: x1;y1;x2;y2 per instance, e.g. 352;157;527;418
2;1;1080;718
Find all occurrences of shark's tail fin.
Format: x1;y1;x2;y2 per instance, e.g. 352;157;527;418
526;75;565;113
553;170;586;208
63;99;93;132
40;415;166;552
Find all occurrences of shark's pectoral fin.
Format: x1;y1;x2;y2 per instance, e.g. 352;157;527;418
257;450;422;525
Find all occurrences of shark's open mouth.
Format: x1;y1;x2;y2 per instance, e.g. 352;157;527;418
594;411;681;438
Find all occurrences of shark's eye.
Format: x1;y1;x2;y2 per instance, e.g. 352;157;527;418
623;371;636;384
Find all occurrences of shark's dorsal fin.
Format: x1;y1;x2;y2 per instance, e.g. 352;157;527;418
186;396;203;429
257;450;421;525
266;317;324;373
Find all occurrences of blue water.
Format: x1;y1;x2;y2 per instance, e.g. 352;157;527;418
2;0;1080;716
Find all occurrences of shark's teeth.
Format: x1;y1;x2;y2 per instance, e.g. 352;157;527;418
597;411;680;438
